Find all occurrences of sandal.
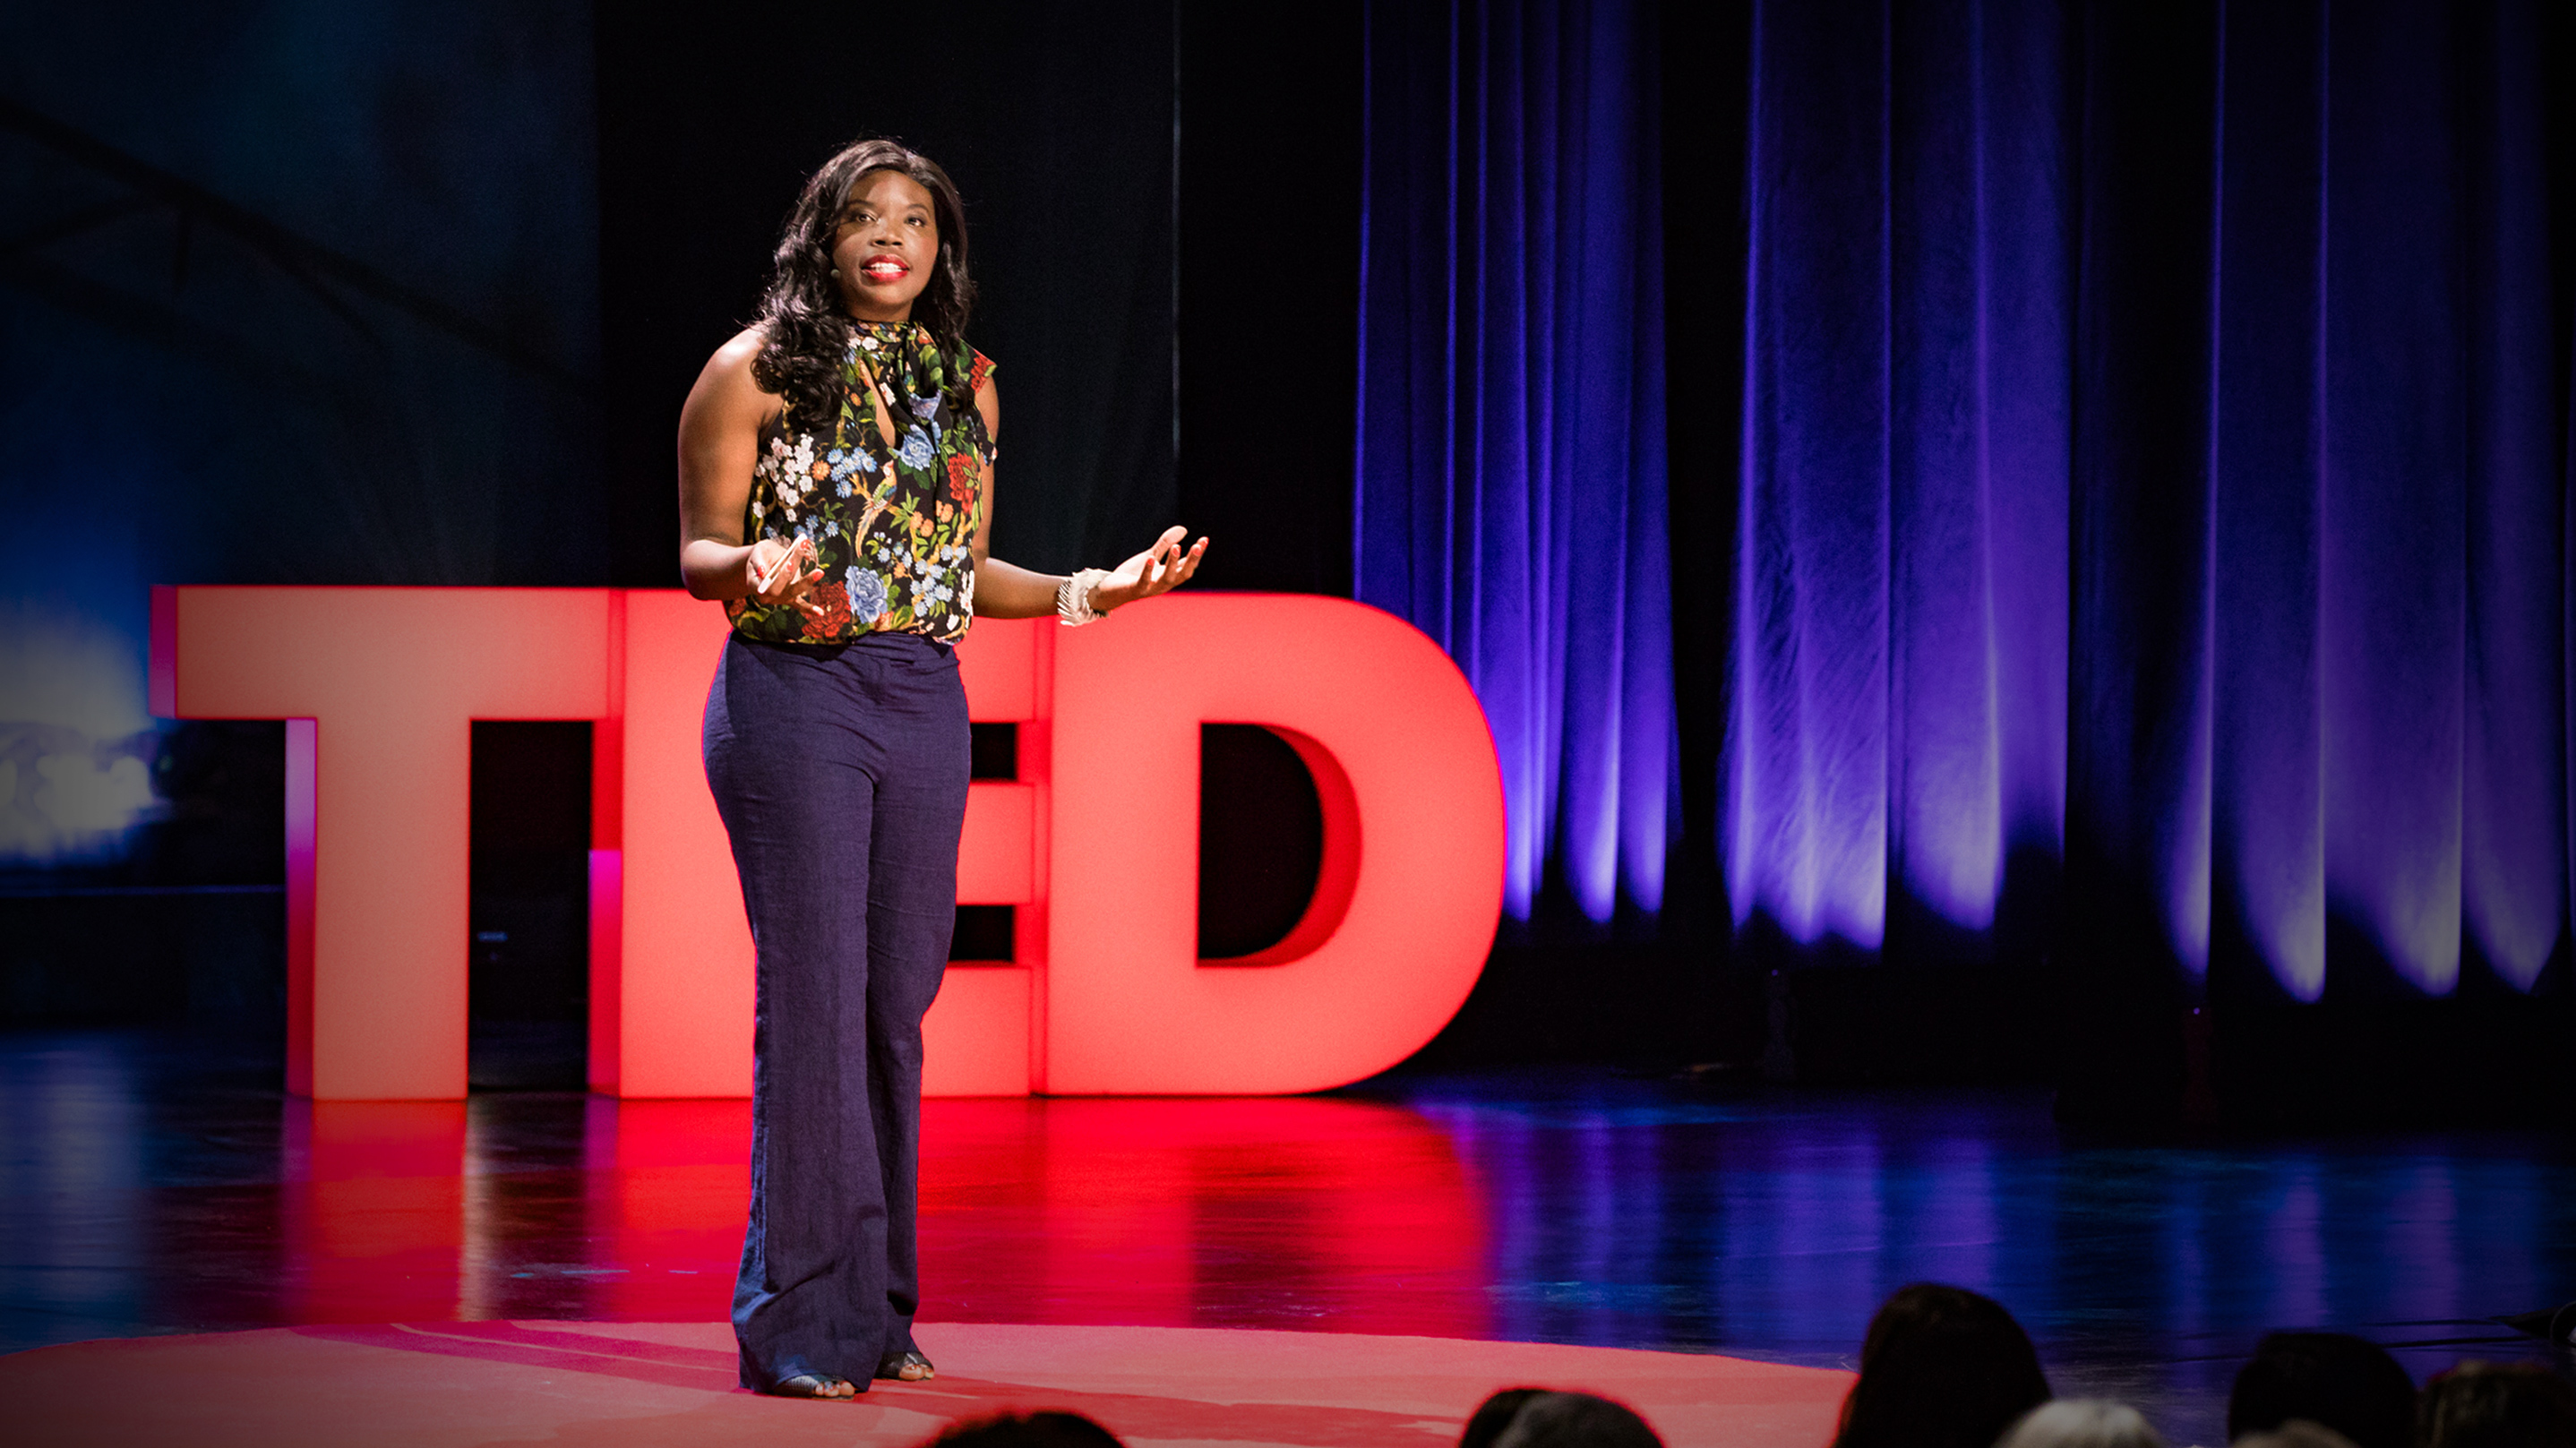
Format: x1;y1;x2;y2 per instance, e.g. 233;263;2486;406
876;1349;936;1382
769;1373;858;1400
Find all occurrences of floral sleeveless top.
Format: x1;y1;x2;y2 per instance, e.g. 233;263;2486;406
728;320;994;646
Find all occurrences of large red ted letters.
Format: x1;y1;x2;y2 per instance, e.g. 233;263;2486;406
149;588;1505;1101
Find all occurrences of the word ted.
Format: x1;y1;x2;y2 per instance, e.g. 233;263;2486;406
150;589;1506;1101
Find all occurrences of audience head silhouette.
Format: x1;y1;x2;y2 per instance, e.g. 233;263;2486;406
2417;1361;2576;1448
2233;1423;2363;1448
925;1410;1126;1448
1461;1389;1550;1448
897;1311;2565;1448
1831;1283;2050;1448
2226;1332;2416;1448
1457;1388;1663;1448
1996;1398;2170;1448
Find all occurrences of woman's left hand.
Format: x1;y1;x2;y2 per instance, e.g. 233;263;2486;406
1090;526;1208;612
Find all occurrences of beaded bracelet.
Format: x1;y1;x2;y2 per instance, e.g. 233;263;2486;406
1056;568;1111;627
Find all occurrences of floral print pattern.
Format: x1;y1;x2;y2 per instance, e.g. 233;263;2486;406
729;321;993;646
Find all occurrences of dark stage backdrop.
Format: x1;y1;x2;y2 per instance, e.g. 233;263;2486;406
1656;0;2575;1115
0;1;1370;1060
0;3;601;1032
0;7;604;601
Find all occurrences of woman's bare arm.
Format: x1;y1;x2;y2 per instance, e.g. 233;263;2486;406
677;329;820;611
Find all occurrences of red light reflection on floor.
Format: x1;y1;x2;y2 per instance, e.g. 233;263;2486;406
284;1101;470;1323
575;1097;751;1321
265;1093;1498;1335
919;1096;1491;1339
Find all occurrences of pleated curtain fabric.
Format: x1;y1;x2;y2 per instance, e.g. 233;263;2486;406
1719;0;2569;1022
1355;0;1676;924
2066;0;2567;1015
1361;0;2570;1006
1727;0;2074;960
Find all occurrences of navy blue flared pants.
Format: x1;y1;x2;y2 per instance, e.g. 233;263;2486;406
701;631;968;1392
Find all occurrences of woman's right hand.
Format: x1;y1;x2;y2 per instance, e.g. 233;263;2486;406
747;536;825;616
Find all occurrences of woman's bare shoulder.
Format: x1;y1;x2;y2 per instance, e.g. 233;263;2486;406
686;328;777;423
705;327;769;384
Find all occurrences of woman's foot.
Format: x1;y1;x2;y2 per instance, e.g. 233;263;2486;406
876;1349;936;1383
769;1373;858;1400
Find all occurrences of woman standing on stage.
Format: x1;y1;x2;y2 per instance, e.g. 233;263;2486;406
675;137;1205;1401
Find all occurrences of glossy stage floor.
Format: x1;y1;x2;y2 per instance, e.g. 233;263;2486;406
4;1029;2572;1446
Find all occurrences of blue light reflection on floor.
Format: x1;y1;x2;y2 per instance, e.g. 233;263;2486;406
1357;1071;2573;1444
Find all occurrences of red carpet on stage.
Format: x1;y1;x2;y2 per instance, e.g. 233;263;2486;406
4;1321;1850;1448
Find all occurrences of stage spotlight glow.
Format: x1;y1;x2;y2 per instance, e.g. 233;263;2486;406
0;603;164;865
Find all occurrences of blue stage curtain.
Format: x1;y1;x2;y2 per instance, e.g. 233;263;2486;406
1724;0;2569;1030
1727;0;2074;958
2071;0;2567;1028
1355;0;1674;923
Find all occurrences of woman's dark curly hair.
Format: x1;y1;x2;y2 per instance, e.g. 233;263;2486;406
751;137;976;426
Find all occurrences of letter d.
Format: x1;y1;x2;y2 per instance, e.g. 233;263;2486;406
1040;594;1504;1093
